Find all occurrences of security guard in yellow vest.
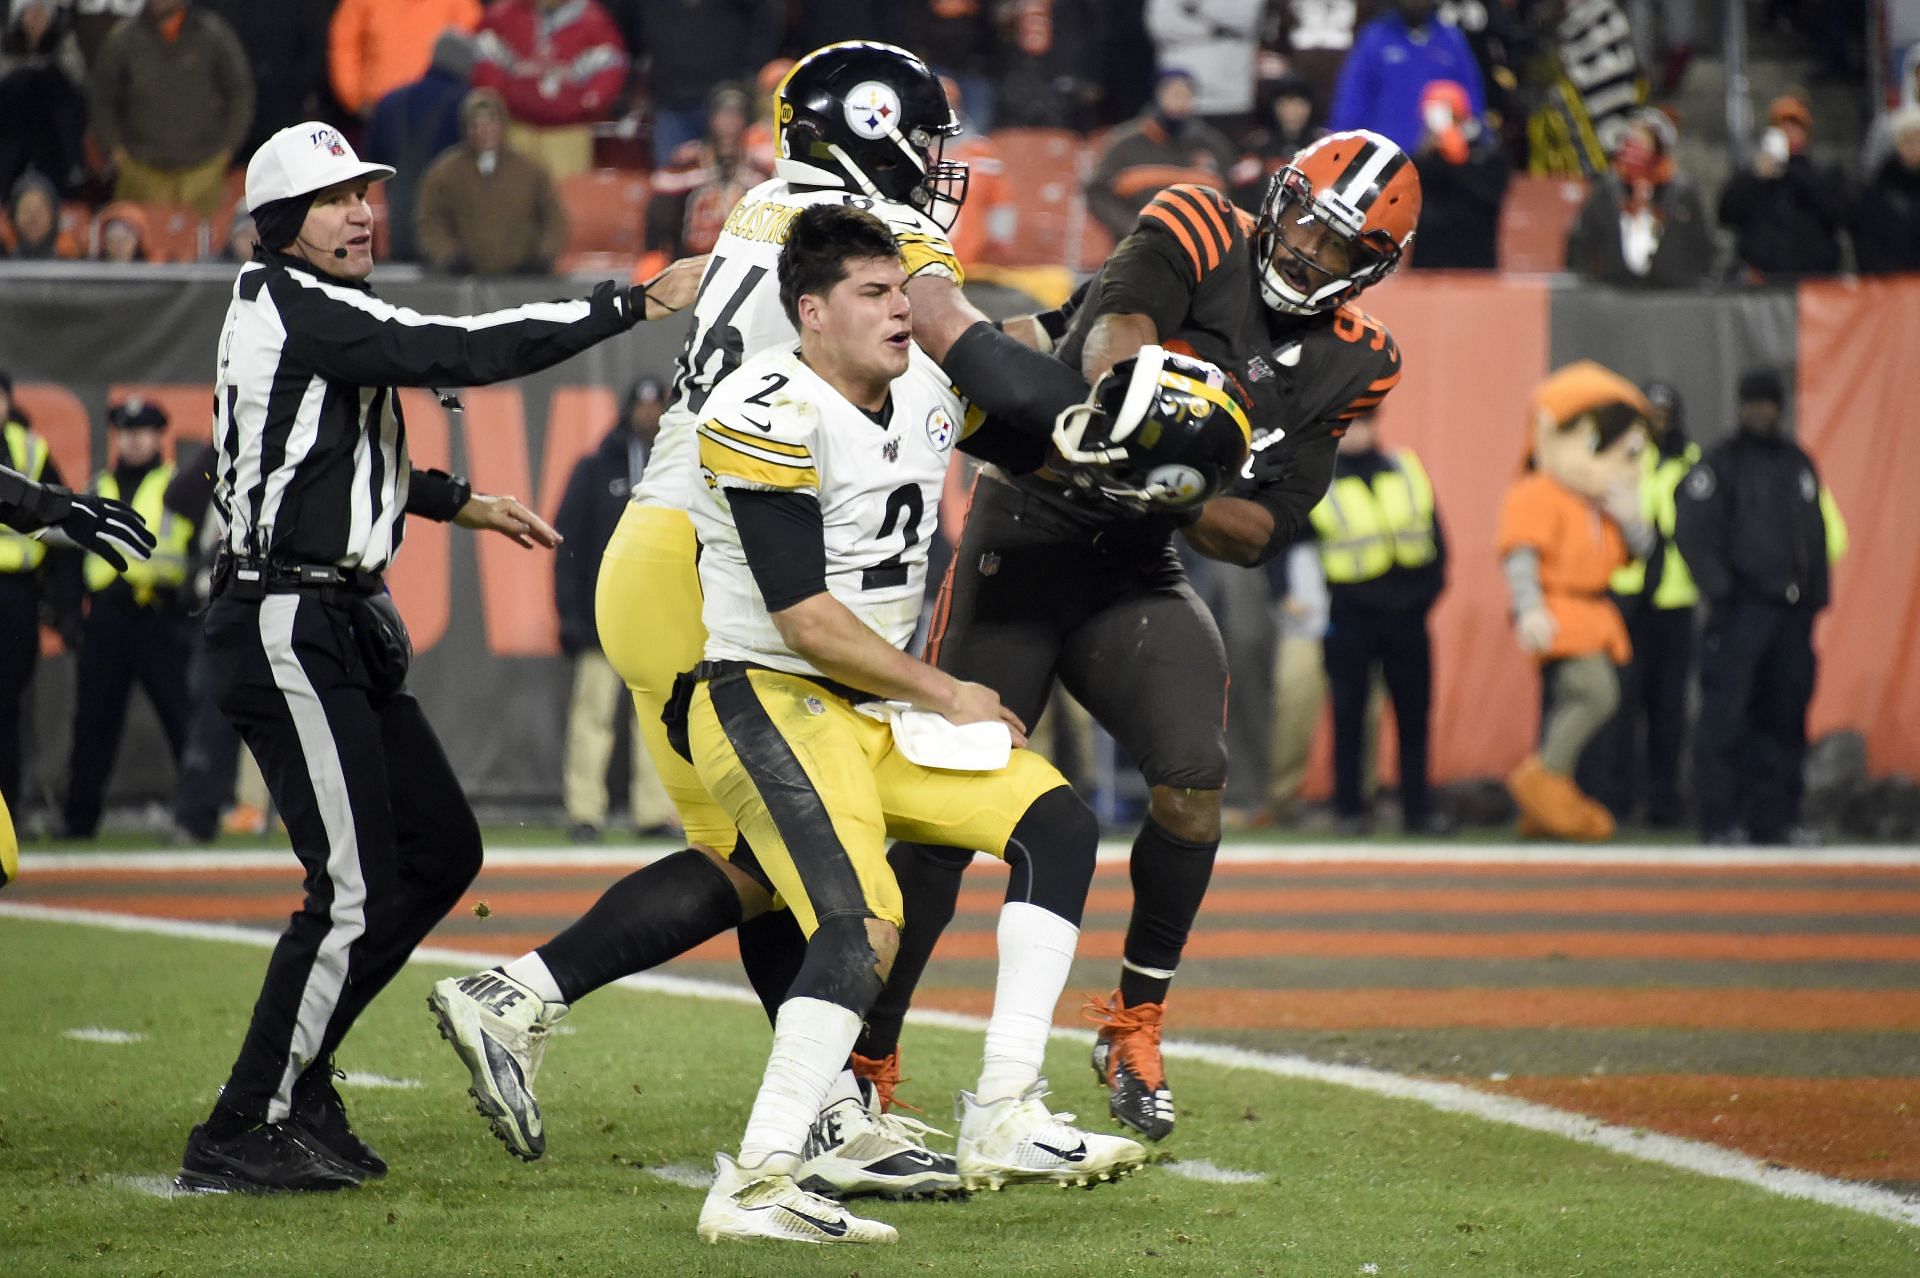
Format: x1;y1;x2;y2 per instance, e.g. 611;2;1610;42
1578;380;1698;827
61;399;197;839
1;372;81;814
1307;411;1448;833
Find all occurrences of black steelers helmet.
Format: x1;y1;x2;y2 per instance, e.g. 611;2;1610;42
1051;346;1253;511
774;41;968;230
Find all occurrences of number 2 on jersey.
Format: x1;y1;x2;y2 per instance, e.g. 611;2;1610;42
862;483;924;590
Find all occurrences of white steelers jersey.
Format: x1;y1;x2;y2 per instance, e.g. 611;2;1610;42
690;342;969;676
633;178;961;511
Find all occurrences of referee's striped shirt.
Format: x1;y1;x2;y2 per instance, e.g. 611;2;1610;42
212;252;640;572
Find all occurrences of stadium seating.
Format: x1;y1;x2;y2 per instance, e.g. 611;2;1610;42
557;169;650;273
1497;175;1589;273
992;129;1083;267
93;202;204;263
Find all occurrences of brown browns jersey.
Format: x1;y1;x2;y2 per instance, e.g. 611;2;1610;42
1038;183;1402;558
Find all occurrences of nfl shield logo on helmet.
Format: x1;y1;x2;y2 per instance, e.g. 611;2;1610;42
843;81;902;140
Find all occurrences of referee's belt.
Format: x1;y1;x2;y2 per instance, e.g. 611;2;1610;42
213;554;385;601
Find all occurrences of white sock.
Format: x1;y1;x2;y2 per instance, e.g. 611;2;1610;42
501;955;564;1005
822;1067;862;1109
739;997;862;1173
975;902;1080;1103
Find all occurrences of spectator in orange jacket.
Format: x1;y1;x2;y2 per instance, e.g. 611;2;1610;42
330;0;481;120
473;0;628;181
1498;362;1652;841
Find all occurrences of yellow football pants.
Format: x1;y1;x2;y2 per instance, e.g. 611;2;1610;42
688;666;1067;936
594;503;737;853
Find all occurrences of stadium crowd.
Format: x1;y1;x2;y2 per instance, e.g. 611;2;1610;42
0;0;1906;851
0;0;1911;277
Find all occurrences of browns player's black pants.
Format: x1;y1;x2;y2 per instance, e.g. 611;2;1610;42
1323;599;1433;829
62;589;193;837
1579;604;1694;826
862;474;1230;1054
1693;598;1816;844
201;588;480;1128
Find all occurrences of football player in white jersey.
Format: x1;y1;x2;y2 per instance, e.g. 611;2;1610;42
692;203;1149;1243
429;42;1027;1197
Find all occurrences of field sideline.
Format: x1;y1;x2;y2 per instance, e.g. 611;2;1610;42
3;839;1917;1274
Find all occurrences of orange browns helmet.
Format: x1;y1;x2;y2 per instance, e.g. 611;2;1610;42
1254;129;1422;316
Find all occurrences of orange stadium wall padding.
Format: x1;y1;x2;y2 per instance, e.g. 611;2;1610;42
1796;279;1920;775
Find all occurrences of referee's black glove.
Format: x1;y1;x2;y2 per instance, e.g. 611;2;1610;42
38;486;158;572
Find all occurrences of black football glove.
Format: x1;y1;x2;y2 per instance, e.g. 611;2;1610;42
45;488;158;572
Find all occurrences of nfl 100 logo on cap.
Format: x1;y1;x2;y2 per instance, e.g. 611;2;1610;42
843;82;902;140
245;120;395;213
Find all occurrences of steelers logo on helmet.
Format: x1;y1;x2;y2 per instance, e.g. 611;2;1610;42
1051;345;1252;512
844;81;903;141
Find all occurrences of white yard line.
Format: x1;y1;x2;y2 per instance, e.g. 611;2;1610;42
62;1026;145;1044
18;842;1920;873
4;900;1917;1229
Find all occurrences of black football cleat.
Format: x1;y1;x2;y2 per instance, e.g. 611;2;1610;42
293;1061;387;1178
175;1122;364;1195
1084;991;1176;1141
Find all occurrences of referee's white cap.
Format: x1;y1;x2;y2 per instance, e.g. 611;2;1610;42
246;122;395;214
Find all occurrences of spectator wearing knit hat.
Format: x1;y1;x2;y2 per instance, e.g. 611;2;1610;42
86;0;253;217
416;88;568;275
1407;78;1508;270
1717;94;1850;280
1566;107;1714;287
2;170;82;259
1085;68;1237;239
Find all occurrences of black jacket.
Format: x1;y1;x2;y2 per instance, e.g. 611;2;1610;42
1851;157;1920;275
552;425;647;656
1717;155;1850;278
1407;137;1510;270
1673;431;1833;612
1565;173;1716;287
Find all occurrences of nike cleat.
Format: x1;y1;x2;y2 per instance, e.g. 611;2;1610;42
795;1080;962;1200
697;1152;899;1245
1084;990;1176;1140
955;1079;1147;1191
291;1058;386;1178
428;969;569;1161
174;1122;363;1195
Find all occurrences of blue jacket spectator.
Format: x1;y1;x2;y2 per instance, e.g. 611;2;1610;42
1326;0;1484;153
365;30;475;263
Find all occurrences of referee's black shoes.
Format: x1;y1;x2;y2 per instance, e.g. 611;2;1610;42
174;1122;363;1194
292;1061;389;1178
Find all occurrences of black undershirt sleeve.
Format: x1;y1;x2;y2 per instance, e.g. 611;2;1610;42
726;488;827;612
942;321;1087;472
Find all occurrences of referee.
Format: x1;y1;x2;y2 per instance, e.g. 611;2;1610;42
176;121;700;1195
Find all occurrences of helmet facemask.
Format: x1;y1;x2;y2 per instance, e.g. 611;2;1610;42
1051;346;1252;512
1255;167;1404;316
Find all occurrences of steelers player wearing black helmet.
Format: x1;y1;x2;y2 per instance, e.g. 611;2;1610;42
429;41;1031;1196
870;131;1424;1144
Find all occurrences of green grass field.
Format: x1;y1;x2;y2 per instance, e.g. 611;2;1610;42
3;915;1916;1278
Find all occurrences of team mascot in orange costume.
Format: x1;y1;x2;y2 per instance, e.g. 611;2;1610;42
1498;362;1653;840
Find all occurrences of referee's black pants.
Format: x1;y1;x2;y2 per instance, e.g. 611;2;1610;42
63;589;193;837
1323;600;1433;829
0;574;39;807
203;589;481;1127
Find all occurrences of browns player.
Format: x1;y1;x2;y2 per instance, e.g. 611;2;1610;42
882;130;1423;1141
